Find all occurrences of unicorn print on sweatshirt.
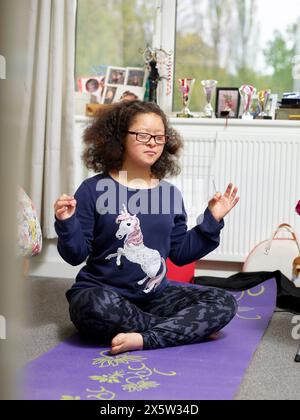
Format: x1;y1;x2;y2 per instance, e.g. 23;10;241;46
105;204;167;294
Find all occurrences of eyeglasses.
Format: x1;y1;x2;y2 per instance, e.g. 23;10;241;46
127;131;169;145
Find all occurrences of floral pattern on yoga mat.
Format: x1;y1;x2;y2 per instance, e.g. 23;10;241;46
60;352;177;400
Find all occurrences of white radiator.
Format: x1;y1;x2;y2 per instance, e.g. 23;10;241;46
168;120;300;263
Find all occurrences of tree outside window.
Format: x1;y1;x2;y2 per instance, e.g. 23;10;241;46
76;0;156;83
174;0;300;112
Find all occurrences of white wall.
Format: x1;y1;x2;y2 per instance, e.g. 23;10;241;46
29;239;86;279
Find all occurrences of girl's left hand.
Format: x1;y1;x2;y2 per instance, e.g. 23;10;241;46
208;183;240;223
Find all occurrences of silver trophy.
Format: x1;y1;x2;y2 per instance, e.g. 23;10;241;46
177;78;196;117
201;80;218;118
239;85;257;119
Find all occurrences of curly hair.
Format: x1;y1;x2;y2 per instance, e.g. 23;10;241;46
82;100;184;180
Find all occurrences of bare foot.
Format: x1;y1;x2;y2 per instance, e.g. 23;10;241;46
110;332;144;355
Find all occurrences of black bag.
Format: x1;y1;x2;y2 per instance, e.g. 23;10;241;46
191;270;300;314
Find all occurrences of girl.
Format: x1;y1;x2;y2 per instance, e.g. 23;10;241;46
54;100;239;355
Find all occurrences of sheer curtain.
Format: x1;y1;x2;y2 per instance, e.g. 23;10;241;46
20;0;77;239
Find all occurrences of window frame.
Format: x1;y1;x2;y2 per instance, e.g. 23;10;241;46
153;0;177;115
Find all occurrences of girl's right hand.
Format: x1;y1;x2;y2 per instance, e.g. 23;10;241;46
54;194;77;221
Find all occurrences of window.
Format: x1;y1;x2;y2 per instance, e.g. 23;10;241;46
75;0;157;84
174;0;300;112
75;0;300;115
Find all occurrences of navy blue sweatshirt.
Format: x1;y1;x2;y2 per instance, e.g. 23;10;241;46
54;172;225;303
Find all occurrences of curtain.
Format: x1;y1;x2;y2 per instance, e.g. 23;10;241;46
20;0;77;239
0;0;35;399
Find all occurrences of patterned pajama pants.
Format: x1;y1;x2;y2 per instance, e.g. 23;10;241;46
68;282;238;350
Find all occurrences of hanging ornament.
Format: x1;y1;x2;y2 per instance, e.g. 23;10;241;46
139;45;173;103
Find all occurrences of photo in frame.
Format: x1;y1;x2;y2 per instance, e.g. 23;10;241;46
125;67;147;87
77;76;105;101
101;66;147;104
106;66;127;85
101;85;146;104
215;88;241;119
116;85;146;102
102;85;118;104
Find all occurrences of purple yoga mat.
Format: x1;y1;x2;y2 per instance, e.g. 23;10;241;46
23;279;276;400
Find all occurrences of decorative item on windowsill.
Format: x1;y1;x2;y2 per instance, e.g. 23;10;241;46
78;76;106;104
215;88;241;119
221;94;234;118
293;200;300;287
256;89;272;119
276;92;300;120
140;45;173;104
85;103;110;117
77;70;106;116
250;93;278;120
177;78;195;118
239;85;256;120
201;80;218;118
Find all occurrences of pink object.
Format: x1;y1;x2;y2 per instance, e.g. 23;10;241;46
240;84;256;111
17;186;42;258
296;200;300;216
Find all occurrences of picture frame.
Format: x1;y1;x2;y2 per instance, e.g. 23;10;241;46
116;85;146;102
102;85;118;105
77;76;105;101
215;88;241;119
266;94;278;119
125;67;147;88
101;66;147;104
106;66;127;85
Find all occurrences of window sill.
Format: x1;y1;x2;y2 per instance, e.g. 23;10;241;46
75;114;300;129
169;116;300;128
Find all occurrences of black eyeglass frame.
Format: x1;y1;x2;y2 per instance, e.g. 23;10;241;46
127;131;169;145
